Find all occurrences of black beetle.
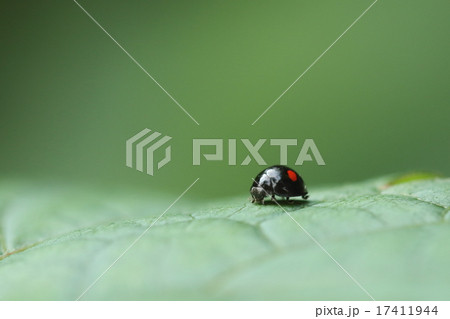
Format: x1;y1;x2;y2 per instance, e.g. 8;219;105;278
250;165;308;204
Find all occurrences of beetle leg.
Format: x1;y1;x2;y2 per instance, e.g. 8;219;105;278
286;197;289;201
271;195;276;201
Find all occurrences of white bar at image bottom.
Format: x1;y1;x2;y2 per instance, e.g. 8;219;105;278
0;301;449;319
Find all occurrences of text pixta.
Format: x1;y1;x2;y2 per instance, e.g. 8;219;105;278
193;139;325;166
316;306;360;318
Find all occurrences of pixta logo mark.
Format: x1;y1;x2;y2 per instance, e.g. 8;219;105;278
126;128;172;176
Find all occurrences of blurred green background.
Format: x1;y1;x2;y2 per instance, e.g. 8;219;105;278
1;0;449;199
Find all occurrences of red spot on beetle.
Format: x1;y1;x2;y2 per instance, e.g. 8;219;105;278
287;170;297;182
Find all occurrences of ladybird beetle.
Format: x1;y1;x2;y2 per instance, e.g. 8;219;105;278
250;165;309;204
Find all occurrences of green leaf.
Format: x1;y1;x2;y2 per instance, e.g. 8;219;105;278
0;176;449;300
